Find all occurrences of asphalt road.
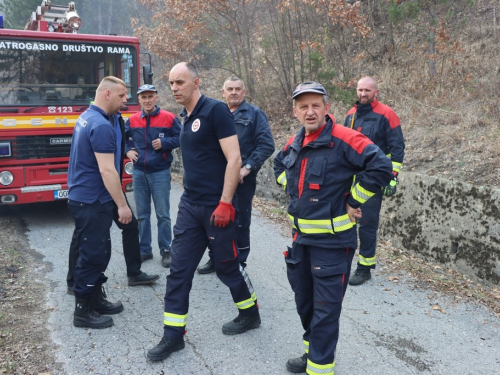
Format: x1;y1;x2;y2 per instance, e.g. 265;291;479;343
14;181;500;374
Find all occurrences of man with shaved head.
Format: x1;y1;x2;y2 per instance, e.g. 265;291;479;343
147;62;260;362
68;76;132;329
344;76;405;286
197;76;275;274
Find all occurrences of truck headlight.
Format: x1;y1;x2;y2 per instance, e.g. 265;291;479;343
124;161;133;175
0;171;14;186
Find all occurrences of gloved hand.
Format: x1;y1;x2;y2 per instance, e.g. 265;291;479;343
382;176;398;197
210;201;235;227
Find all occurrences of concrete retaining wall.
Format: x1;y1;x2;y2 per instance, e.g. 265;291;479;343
172;149;500;287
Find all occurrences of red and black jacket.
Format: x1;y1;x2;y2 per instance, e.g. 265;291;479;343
344;99;404;175
125;106;181;173
274;115;393;248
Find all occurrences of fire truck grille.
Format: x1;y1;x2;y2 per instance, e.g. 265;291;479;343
13;135;72;160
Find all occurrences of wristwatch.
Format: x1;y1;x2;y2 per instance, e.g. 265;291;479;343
244;163;252;171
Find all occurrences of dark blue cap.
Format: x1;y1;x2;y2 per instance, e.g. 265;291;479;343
137;84;157;94
292;81;327;99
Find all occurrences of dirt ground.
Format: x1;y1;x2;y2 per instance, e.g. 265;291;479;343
0;209;62;374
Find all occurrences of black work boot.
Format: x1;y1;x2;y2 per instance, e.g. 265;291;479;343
91;285;124;315
348;269;372;286
286;353;307;373
222;309;261;335
161;249;171;268
147;336;185;361
128;272;160;286
197;258;214;274
73;297;113;329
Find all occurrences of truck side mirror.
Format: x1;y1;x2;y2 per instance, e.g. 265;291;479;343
142;64;153;85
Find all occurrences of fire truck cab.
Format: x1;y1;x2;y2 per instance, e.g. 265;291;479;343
0;1;151;205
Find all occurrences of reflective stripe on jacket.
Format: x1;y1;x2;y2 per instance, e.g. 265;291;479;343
274;116;393;248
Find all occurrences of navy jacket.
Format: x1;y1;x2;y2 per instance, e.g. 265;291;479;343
125;106;181;173
344;99;404;175
233;100;275;172
274;115;393;249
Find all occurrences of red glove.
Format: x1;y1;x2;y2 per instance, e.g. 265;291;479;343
210;201;235;227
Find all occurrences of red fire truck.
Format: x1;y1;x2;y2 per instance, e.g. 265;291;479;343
0;1;151;204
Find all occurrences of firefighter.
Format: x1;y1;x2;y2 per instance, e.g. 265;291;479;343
66;109;160;294
67;76;132;329
344;76;405;286
274;81;393;374
147;62;260;361
197;76;275;273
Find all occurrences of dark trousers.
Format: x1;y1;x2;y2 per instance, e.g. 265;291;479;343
207;172;257;268
163;200;258;339
285;242;354;366
235;172;257;266
68;200;114;299
67;198;142;289
357;189;383;270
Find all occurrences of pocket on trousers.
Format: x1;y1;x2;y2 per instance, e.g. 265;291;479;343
79;234;111;267
284;245;300;265
312;263;348;302
207;223;238;262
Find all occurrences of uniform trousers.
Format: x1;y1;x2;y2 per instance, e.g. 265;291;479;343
235;171;257;267
163;200;257;339
67;197;142;288
286;242;354;371
68;200;114;299
357;189;383;269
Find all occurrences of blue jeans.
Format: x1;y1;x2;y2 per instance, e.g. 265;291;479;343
133;168;172;256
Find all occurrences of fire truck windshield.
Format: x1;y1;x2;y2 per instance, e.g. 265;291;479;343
0;38;138;107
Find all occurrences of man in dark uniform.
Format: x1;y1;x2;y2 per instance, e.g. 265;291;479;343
344;76;405;286
147;62;261;361
66;108;160;295
274;81;393;374
197;76;274;273
68;76;135;329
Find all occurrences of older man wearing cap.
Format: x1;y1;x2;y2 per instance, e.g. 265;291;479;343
274;81;392;374
125;84;181;267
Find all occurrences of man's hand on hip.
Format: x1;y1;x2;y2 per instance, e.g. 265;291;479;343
346;203;362;222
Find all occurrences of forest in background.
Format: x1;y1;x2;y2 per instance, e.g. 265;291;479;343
2;0;499;186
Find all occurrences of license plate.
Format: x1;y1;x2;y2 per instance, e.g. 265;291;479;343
54;189;69;199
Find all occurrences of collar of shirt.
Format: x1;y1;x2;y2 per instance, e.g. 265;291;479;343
89;104;111;121
140;105;160;118
180;95;207;122
302;123;327;147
